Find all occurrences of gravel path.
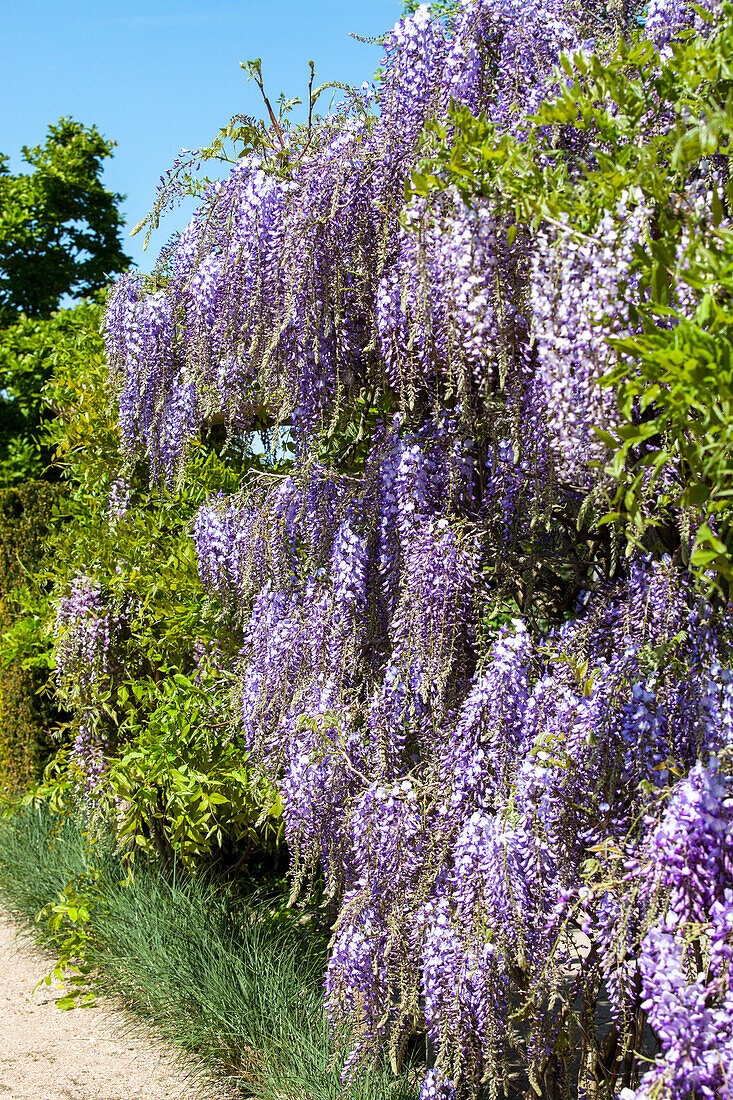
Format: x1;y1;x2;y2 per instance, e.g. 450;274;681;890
0;913;232;1100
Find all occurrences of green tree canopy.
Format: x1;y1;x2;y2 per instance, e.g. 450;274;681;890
0;118;131;323
0;119;131;483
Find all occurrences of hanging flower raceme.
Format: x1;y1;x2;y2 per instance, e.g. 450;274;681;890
630;760;733;1100
53;574;119;793
530;198;648;487
54;574;114;700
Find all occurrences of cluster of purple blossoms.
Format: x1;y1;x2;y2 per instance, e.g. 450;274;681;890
531;199;648;487
54;574;113;699
70;717;109;794
107;477;132;522
54;575;117;792
628;761;733;1100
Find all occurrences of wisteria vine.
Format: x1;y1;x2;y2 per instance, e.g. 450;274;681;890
101;1;733;1097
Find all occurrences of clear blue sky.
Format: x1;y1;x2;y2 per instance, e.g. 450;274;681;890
0;1;401;274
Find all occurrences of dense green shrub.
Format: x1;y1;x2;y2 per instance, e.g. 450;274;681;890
1;299;283;870
0;481;59;791
0;635;55;793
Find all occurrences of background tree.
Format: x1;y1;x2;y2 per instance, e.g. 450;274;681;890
0;119;130;485
0;121;130;788
0;118;130;322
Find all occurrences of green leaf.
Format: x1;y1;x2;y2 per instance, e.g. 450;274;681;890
682;483;711;506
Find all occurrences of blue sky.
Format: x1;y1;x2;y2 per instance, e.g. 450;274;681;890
0;1;401;273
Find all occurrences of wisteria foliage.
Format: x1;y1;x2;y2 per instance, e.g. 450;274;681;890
102;1;733;1097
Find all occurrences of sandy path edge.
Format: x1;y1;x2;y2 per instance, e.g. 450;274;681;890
0;909;233;1100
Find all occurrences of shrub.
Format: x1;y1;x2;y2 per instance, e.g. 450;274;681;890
0;481;59;792
2;300;284;869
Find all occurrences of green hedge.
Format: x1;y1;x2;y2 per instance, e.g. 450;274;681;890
0;481;59;792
